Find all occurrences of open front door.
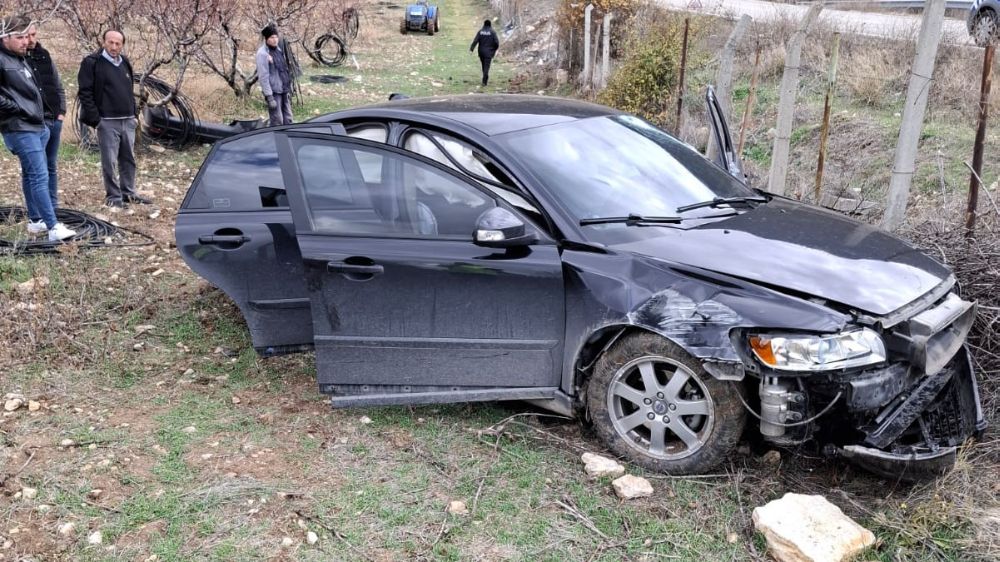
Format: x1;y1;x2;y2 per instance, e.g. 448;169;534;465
274;132;566;407
705;86;744;180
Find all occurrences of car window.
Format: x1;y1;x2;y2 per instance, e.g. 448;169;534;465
184;132;284;210
290;138;494;239
403;131;541;216
347;125;387;182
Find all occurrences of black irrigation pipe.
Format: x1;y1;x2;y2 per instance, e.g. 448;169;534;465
72;74;200;152
0;207;155;256
306;33;349;67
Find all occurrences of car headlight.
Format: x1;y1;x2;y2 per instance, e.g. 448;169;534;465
748;328;886;372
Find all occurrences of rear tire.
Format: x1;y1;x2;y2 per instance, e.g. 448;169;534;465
435;15;440;32
400;18;407;35
427;21;434;36
586;332;746;475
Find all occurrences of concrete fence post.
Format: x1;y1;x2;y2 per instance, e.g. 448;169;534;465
707;14;751;162
600;13;612;88
767;4;822;196
882;0;946;230
582;4;594;86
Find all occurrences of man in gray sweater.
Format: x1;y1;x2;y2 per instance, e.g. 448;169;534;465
255;24;293;126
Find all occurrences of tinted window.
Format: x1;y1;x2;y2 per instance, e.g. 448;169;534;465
185;133;283;210
498;115;755;223
291;139;494;239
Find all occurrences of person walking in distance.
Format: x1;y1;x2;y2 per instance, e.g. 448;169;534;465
0;14;75;241
78;29;150;208
469;19;499;87
256;24;293;126
24;22;65;234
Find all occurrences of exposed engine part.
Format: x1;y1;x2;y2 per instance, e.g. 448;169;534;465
758;376;805;437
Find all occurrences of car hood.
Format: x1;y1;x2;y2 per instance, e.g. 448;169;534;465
610;199;951;316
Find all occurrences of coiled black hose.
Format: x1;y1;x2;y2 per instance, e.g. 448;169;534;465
72;74;200;152
0;206;155;256
309;33;348;67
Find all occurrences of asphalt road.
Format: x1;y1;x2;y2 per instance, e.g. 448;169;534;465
657;0;974;45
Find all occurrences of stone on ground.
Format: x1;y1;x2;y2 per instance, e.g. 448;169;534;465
752;493;875;562
447;500;469;515
581;452;625;478
612;475;654;499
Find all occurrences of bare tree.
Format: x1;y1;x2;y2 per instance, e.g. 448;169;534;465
133;0;224;108
56;0;134;52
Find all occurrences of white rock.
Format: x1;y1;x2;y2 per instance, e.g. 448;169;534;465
306;531;318;545
752;493;876;562
21;487;37;500
281;536;294;547
581;452;626;478
612;475;654;499
446;500;469;515
182;426;197;434
3;398;23;412
28;400;41;412
57;522;76;535
59;438;75;447
359;416;373;425
87;530;103;545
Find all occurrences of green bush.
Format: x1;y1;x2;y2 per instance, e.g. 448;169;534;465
598;15;707;125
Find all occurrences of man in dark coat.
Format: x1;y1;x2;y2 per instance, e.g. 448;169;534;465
1;14;75;241
78;29;150;208
256;24;293;126
469;19;499;87
25;23;65;232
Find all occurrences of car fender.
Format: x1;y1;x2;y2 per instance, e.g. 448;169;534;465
561;248;849;392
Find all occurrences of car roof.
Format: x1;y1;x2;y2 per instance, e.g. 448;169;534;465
321;94;624;136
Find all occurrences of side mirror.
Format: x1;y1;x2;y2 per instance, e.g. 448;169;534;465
473;207;537;248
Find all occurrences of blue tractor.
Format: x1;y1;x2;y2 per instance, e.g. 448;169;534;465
400;1;440;36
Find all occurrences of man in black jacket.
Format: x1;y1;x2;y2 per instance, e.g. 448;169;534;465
24;23;65;232
78;29;150;208
469;20;499;87
0;14;75;241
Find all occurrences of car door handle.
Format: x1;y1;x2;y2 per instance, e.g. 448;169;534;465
327;262;384;276
199;235;251;245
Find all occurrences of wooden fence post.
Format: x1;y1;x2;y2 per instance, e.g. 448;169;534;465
767;4;822;196
676;18;690;136
967;44;995;236
815;32;841;202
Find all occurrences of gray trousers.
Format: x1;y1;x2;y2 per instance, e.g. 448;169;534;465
268;92;293;127
97;117;138;202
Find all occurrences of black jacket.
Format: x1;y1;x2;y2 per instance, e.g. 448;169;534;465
470;26;499;58
0;45;45;133
27;43;66;120
77;51;136;127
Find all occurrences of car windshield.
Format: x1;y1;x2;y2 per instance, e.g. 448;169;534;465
498;115;756;226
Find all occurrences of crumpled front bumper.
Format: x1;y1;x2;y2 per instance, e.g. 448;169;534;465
832;345;986;481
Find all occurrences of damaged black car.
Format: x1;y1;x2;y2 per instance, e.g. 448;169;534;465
175;93;986;480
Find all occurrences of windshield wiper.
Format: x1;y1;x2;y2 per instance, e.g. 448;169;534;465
676;195;769;213
579;213;683;227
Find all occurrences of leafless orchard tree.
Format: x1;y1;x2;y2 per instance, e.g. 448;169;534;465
55;0;134;52
0;0;63;35
133;0;225;108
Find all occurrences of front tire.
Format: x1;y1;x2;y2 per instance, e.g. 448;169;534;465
973;10;999;47
400;18;407;35
586;333;745;475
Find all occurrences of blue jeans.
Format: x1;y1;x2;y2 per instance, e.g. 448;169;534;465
3;128;56;228
19;119;61;222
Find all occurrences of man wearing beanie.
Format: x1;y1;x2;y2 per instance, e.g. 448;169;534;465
469;19;499;87
256;24;293;126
